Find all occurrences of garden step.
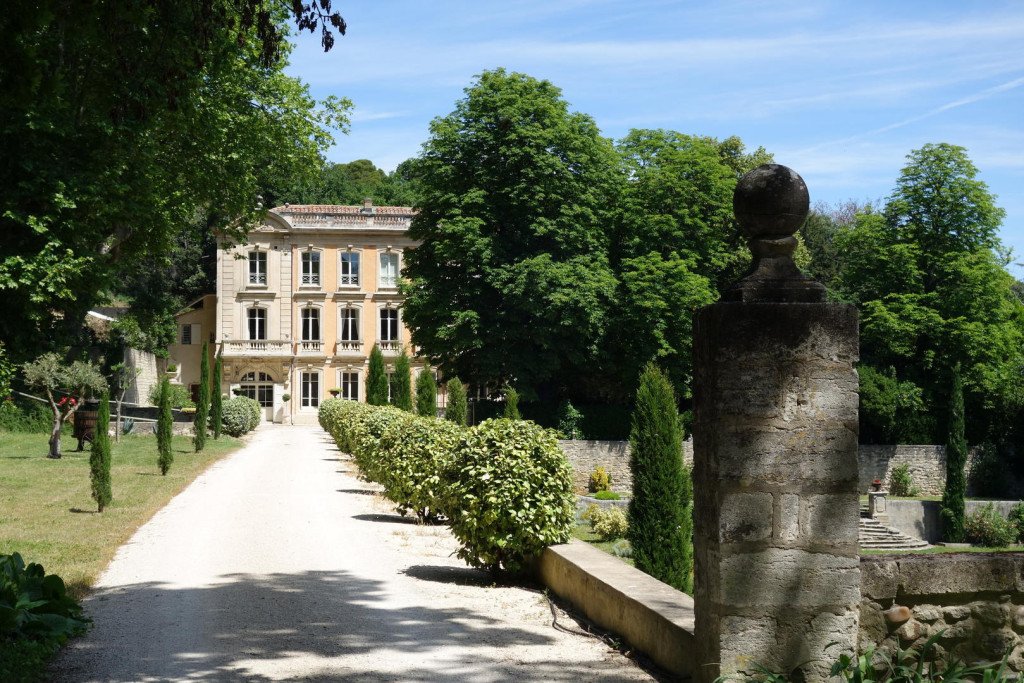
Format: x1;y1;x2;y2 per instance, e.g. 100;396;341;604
858;517;930;550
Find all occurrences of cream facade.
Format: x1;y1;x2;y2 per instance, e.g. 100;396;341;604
168;295;218;402
213;202;424;424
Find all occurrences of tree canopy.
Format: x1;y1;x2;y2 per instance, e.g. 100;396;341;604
0;1;350;366
402;69;623;400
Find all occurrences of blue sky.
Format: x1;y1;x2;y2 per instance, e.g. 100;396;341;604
285;0;1024;275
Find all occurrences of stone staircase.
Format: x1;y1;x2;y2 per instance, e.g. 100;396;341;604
859;505;930;550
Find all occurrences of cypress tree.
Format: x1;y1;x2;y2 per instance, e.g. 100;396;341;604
416;369;437;417
503;388;520;420
393;350;413;411
627;363;692;592
193;342;210;452
941;366;967;542
211;353;223;439
157;377;173;475
90;391;113;512
445;377;467;426
367;344;389;406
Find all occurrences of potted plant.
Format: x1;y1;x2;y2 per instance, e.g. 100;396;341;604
328;387;341;397
870;478;883;492
165;363;178;375
282;393;291;402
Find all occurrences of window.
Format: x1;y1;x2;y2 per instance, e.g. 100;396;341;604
301;308;320;341
339;308;359;342
239;372;273;407
340;252;360;287
247;308;267;340
301;250;320;286
180;324;192;345
379;252;399;288
340;372;359;401
248;251;267;285
301;371;320;408
387;372;395;403
379;308;399;344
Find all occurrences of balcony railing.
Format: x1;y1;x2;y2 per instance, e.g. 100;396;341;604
298;340;324;355
222;340;290;356
379;339;401;353
379;276;398;289
336;339;363;354
248;273;267;285
339;274;359;287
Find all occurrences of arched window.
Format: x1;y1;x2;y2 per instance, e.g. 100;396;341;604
239;371;273;406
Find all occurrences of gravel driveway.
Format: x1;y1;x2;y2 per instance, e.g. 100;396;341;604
51;424;657;682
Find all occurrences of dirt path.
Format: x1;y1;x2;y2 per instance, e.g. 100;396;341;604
51;424;656;682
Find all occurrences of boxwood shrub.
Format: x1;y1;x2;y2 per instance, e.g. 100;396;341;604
221;397;261;437
319;402;575;574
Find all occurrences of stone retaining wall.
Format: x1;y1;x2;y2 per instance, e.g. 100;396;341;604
884;500;1022;544
860;554;1024;668
561;440;966;496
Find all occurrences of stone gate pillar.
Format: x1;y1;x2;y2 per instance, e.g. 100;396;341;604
693;165;860;682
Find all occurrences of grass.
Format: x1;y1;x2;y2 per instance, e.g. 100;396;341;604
572;522;634;566
863;545;1024;555
0;429;242;599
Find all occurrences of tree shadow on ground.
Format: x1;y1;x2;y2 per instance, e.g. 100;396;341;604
351;513;419;525
336;488;378;496
49;570;648;682
402;564;495;587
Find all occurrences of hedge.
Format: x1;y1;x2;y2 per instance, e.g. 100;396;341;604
319;398;575;574
221;397;261;437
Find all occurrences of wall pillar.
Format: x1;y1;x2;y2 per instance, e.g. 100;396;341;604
693;165;861;682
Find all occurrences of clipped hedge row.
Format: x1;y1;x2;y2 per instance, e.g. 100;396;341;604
319;398;575;574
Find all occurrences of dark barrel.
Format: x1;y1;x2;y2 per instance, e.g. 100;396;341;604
74;400;100;447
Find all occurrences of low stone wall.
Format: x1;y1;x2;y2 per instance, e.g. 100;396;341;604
537;541;695;677
885;500;1022;544
860;554;1024;668
561;440;969;497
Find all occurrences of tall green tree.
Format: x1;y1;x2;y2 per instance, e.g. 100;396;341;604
445;378;467;426
402;69;622;399
0;3;351;366
941;366;968;542
90;392;113;512
392;350;413;411
627;364;692;592
268;159;421;208
157;378;173;476
416;370;437;417
211;353;223;439
193;342;210;452
835;144;1024;443
366;344;389;406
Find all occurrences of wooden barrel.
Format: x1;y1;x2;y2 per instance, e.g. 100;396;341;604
74;404;99;443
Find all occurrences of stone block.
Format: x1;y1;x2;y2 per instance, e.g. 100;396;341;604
860;601;887;644
860;559;900;600
972;601;1011;627
720;492;773;543
719;549;859;609
914;605;942;623
977;629;1019;659
1013;606;1024;632
720;616;778;673
777;494;800;542
943;605;971;622
896;619;927;644
883;605;911;626
800;494;860;542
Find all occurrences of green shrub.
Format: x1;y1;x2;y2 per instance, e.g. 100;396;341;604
442;418;575;574
89;392;112;512
157;378;173;476
1009;502;1024;543
377;413;461;521
366;344;388;406
582;504;628;541
964;503;1017;547
588;466;611;493
611;539;633;559
392;350;413;411
502;388;521;419
0;552;89;647
628;363;692;593
445;378;467;426
221;397;260;437
594;490;621;500
211;354;223;439
0;397;52;433
193;342;210;452
415;370;437;417
941;366;967;542
889;462;919;497
556;400;583;439
147;382;194;409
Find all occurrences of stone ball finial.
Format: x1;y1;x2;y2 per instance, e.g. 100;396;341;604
733;164;809;240
725;164;824;302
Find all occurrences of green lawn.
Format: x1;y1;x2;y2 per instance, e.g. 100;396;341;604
0;430;242;598
572;522;634;566
863;545;1024;555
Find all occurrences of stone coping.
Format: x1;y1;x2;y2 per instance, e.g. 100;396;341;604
536;540;696;677
861;552;1024;600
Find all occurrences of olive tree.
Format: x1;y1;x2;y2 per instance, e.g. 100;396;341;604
22;353;106;458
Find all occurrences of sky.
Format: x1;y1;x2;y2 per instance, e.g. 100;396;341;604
285;0;1024;275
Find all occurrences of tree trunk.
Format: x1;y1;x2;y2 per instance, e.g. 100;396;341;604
48;418;62;458
115;391;125;443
